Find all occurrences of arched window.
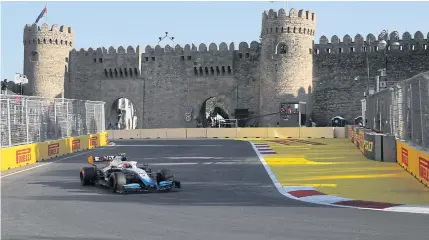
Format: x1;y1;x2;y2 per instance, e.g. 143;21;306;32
216;66;220;75
129;68;133;77
277;42;288;54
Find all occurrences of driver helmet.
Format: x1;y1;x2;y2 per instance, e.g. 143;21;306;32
122;163;132;168
121;156;127;161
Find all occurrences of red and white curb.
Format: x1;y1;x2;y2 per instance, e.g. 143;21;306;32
249;142;429;215
253;143;277;155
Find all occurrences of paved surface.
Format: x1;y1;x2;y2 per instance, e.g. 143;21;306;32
2;139;429;240
253;138;429;206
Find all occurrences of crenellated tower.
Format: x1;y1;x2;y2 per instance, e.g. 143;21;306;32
23;23;74;98
259;8;316;126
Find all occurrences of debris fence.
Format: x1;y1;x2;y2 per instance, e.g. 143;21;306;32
365;72;429;149
0;94;105;148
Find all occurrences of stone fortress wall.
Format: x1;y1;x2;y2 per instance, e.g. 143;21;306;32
22;7;429;128
313;31;429;124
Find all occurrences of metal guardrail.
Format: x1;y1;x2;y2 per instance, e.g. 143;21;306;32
365;72;429;149
0;94;105;148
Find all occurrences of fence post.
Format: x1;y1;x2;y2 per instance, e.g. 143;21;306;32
93;103;96;134
66;101;69;137
419;79;424;147
6;98;11;146
26;99;29;143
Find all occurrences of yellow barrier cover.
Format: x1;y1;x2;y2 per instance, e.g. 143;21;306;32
397;141;429;187
1;132;108;171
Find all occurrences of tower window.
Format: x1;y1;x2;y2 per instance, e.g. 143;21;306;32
194;67;198;76
151;57;155;61
187;56;191;60
94;58;97;63
277;42;288;54
65;57;69;63
227;66;232;74
238;53;243;59
180;56;185;61
245;53;250;58
99;58;103;63
30;51;39;62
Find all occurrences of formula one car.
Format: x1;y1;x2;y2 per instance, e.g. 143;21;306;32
79;153;181;193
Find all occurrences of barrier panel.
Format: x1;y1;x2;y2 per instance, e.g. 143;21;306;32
141;129;167;139
299;127;334;138
166;128;187;139
1;132;108;171
358;128;365;153
38;139;68;161
237;128;268;138
1;143;38;171
348;125;354;142
185;128;207;138
396;140;429;188
363;131;375;160
334;127;346;138
266;128;300;138
107;127;339;140
112;130;140;140
382;135;397;162
206;128;237;138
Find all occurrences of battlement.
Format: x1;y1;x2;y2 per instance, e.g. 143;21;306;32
23;23;74;47
142;41;260;55
316;31;428;45
262;8;316;22
261;8;316;37
314;31;428;54
70;45;141;57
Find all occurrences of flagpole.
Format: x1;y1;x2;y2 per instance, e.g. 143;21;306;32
45;4;48;24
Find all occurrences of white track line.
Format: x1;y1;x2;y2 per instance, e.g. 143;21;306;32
0;148;103;179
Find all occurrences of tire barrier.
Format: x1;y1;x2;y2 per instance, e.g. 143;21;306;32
106;127;342;140
1;132;108;171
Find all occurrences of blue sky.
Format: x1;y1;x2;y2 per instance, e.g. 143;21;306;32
1;1;428;81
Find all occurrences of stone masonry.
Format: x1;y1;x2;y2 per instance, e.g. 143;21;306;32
22;8;429;128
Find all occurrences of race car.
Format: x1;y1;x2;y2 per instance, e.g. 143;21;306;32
79;153;181;193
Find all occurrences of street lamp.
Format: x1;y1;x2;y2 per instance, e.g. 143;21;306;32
377;30;400;88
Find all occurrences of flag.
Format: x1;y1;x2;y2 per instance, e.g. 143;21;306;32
35;6;47;24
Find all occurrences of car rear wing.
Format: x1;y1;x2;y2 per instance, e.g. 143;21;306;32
87;155;116;165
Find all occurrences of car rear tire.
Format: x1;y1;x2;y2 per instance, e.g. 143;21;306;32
80;167;96;186
109;172;127;193
159;169;173;181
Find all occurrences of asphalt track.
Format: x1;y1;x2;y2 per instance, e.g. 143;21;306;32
1;139;429;240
